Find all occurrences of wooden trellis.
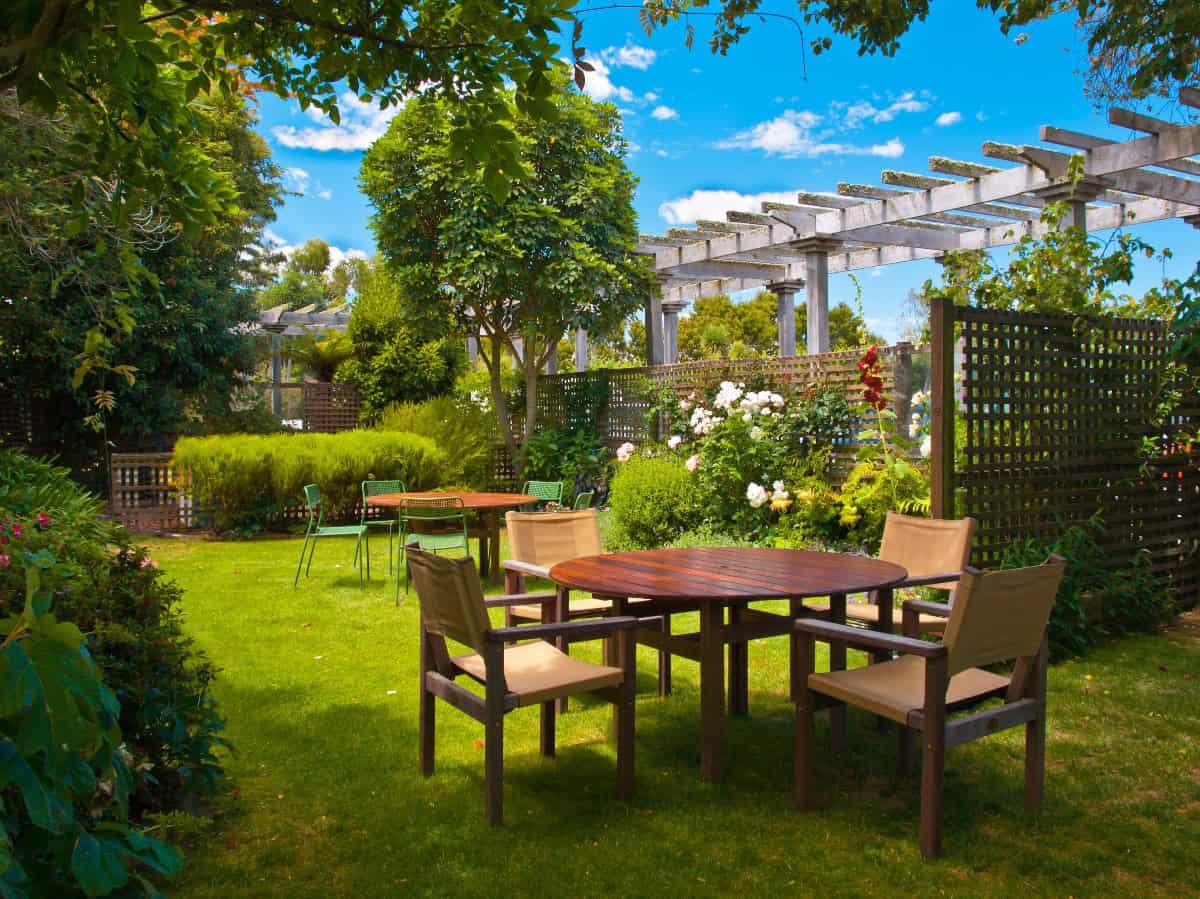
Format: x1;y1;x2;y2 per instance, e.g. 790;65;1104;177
931;300;1200;605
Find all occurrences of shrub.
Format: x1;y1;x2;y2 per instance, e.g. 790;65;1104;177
173;430;451;531
0;450;223;894
606;454;702;550
1000;517;1176;661
521;427;610;505
375;396;497;488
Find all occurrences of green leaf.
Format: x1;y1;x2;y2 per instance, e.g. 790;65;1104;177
71;831;130;897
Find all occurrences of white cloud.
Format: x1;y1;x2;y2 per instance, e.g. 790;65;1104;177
839;91;928;129
651;105;679;121
935;111;962;127
715;109;904;159
272;91;403;151
578;58;634;103
599;42;657;70
658;189;802;226
644;91;659;103
283;167;311;194
655;149;670;158
262;230;368;273
315;186;333;200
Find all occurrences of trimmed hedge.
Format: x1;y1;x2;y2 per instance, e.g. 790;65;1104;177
174;431;451;531
606;454;703;550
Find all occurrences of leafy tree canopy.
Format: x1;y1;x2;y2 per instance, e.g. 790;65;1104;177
361;72;653;468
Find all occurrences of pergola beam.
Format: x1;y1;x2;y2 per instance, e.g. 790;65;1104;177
1039;125;1200;177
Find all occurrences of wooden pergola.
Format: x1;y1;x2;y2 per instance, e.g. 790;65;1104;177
634;88;1200;365
248;303;350;416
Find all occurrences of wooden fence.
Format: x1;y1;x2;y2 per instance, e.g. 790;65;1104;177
301;382;361;433
930;299;1200;607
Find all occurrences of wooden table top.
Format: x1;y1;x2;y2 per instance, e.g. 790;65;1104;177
549;547;907;601
365;491;538;511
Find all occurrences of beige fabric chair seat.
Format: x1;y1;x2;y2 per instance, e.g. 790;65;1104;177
453;640;624;707
510;596;613;620
806;600;947;634
808;655;1009;725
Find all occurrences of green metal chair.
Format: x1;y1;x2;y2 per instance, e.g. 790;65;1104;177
572;490;594;510
294;484;370;588
397;495;470;604
362;479;405;574
521;480;563;510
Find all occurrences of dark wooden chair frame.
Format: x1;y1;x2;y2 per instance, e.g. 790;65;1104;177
417;563;643;826
793;598;1050;859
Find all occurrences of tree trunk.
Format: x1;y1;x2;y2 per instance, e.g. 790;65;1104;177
481;330;524;484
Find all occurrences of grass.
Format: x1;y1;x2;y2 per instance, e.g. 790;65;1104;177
145;533;1200;898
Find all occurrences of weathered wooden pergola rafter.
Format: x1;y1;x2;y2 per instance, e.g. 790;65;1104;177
635;89;1200;365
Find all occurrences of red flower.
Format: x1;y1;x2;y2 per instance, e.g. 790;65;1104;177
0;554;8;568
10;524;20;540
36;512;50;529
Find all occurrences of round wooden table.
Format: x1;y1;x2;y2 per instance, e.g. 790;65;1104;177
367;491;537;585
550;547;907;782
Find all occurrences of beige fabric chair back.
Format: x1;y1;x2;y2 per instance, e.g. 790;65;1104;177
943;559;1065;676
879;512;975;592
505;509;603;568
408;549;492;654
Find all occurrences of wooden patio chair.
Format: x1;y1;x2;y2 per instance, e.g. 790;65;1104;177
503;509;670;703
408;549;640;826
793;556;1065;859
808;513;975;637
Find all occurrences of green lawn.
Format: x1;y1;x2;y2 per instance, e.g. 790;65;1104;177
146;534;1200;897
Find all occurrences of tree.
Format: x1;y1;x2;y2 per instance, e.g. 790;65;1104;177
336;258;464;421
361;74;653;471
676;291;882;361
290;239;332;276
639;0;1198;110
0;91;282;477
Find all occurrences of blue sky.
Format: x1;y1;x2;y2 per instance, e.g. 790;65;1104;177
253;4;1200;342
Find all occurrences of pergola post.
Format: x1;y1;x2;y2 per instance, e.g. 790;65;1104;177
790;238;842;356
645;282;666;366
511;337;522;371
1034;178;1105;231
544;340;558;375
767;279;804;357
466;333;478;365
661;299;685;365
574;328;589;371
270;333;283;417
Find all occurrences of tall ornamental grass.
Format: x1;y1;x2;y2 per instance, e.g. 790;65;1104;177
174;431;451;531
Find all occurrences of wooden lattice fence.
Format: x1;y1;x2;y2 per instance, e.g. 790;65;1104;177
536;344;919;453
301;382;361;433
932;300;1200;607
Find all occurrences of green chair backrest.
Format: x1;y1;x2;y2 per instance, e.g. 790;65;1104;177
303;483;323;529
362;479;405;522
401;495;469;544
572;491;594;510
522;480;563;504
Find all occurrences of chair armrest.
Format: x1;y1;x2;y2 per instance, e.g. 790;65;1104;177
501;560;551;578
898;571;962;588
902;598;954;618
794;619;947;658
483;592;557;608
487;615;641;644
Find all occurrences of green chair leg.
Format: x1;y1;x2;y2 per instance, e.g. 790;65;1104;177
294;534;310;587
305;536;318;577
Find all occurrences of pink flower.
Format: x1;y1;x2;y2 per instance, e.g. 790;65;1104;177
0;554;8;568
667;435;682;450
36;512;50;529
616;442;635;463
685;454;701;473
139;556;158;569
10;524;20;540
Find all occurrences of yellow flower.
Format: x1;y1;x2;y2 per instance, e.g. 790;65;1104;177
770;497;793;512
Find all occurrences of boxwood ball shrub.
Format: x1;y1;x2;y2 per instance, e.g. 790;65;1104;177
606;454;702;550
174;430;451;531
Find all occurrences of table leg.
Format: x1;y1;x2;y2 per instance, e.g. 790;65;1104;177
608;596;629;728
828;592;847;754
699;601;725;782
789;598;802;704
477;513;490;579
488;511;502;585
728;604;748;717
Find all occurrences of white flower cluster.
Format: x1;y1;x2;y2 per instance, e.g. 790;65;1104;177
616;442;635;462
690;406;723;436
667;435;683;450
745;481;769;508
712;381;746;411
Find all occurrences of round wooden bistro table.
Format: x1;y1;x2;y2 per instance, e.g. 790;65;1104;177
549;547;907;782
366;491;537;586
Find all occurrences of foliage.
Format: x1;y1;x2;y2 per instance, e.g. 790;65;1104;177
362;72;653;475
1000;518;1176;661
285;333;355;383
521;428;609;504
0;452;226;816
337;259;465;422
173;431;451;532
254;239;367;312
638;1;1198;110
0;91;281;473
605;455;702;550
255;270;330;313
375;397;497;489
676;291;881;361
916;203;1176;333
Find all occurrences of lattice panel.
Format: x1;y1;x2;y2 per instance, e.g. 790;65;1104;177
302;382;361;433
956;306;1200;605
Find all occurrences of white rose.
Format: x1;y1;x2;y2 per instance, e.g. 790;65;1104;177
685;454;701;472
772;480;785;493
742;412;753;423
746;482;769;508
667;435;683;450
616;442;635;462
749;426;764;441
920;435;932;458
